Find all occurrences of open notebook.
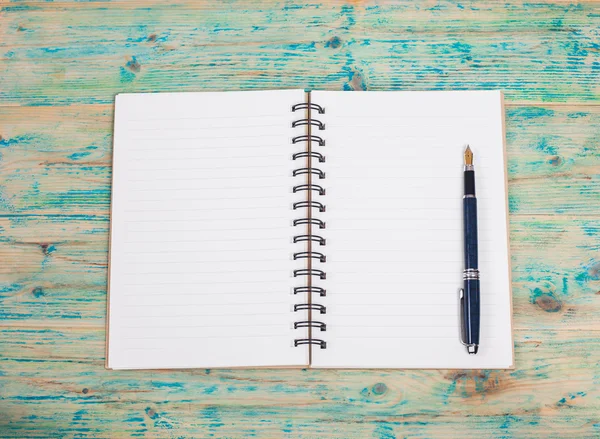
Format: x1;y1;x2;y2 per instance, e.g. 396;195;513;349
107;90;513;370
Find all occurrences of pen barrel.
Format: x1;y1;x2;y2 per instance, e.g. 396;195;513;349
462;279;481;345
463;196;478;269
462;168;480;349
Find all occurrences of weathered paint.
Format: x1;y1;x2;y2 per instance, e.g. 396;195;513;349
1;0;600;437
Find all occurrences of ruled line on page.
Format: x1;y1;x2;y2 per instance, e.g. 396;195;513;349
122;247;289;254
123;312;285;318
128;123;286;131
128;185;291;193
126;154;289;163
120;323;287;329
122;237;291;244
123;216;292;223
124;206;290;213
120;279;291;286
127;113;286;122
126;164;291;172
127;143;287;151
125;290;287;303
125;194;289;201
122;334;292;343
122;301;290;308
130;133;289;141
121;258;285;266
123;227;292;233
326;324;497;328
121;267;294;275
331;336;499;340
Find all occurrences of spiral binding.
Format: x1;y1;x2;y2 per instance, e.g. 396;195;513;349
292;135;325;147
294;338;327;348
293;218;326;229
293;201;326;212
294;251;326;263
293;168;326;179
292;152;326;163
293;234;325;246
294;321;327;331
293;286;326;296
292;99;327;350
292;119;326;130
294;269;326;280
293;184;326;196
291;103;325;114
294;304;327;314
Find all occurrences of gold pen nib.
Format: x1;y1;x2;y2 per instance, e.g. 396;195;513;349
464;145;473;165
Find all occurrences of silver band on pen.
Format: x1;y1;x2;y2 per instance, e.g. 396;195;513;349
463;268;480;280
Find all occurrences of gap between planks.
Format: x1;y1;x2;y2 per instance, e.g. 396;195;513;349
3;102;600;110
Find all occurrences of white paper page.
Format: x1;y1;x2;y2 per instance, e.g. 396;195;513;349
108;90;308;369
311;91;513;368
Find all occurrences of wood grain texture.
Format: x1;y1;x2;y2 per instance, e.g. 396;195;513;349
1;0;600;437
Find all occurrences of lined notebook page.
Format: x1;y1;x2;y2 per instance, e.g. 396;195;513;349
312;91;513;368
108;90;307;369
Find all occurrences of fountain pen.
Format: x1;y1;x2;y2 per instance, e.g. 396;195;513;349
460;146;480;354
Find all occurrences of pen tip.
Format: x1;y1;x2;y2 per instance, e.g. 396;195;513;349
464;145;473;165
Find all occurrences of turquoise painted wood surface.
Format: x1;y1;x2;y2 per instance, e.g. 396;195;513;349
1;0;600;437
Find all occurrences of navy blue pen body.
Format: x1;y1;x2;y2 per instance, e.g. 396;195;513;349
462;279;481;345
463;192;480;346
463;197;478;269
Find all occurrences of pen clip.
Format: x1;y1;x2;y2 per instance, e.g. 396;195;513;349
458;288;468;346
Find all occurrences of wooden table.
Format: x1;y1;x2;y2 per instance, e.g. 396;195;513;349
1;1;599;437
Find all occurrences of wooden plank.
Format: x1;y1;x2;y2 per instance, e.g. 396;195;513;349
2;1;600;104
1;328;599;437
0;215;599;329
1;104;600;215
